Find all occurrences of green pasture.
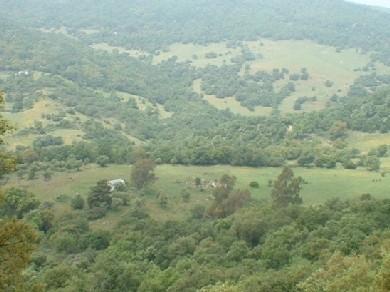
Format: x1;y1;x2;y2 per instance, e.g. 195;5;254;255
6;164;389;223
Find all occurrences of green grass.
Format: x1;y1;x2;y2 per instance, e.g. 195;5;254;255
152;39;383;114
244;39;370;113
6;164;390;223
2;99;59;128
88;39;390;115
347;132;390;152
153;42;242;68
192;79;273;117
1;98;88;149
382;158;390;172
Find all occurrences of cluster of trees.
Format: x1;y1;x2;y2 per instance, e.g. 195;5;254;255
0;92;39;291
200;65;295;108
4;167;390;291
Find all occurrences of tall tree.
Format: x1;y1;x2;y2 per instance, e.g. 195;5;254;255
131;159;156;190
271;167;304;207
207;175;250;218
87;180;112;209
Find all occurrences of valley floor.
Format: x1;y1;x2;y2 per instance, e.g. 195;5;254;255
6;164;389;223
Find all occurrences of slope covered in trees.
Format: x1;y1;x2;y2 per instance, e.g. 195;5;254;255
1;0;390;64
0;1;390;290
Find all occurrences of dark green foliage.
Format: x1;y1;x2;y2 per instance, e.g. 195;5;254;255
181;190;191;202
3;0;390;65
1;188;40;219
271;167;304;208
33;135;63;149
207;175;251;218
201;65;293;108
131;159;156;190
8;176;390;291
85;230;111;250
71;194;85;210
96;155;110;167
2;1;390;290
87;180;112;210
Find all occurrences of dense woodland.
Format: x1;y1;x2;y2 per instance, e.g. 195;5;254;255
0;0;390;291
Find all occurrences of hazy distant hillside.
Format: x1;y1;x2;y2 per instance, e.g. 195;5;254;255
1;0;390;58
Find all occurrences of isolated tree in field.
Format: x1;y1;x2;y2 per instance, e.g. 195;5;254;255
87;180;112;209
271;167;303;207
208;174;250;218
71;194;85;210
131;159;156;190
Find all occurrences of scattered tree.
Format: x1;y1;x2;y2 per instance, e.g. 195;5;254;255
271;167;304;207
131;159;156;190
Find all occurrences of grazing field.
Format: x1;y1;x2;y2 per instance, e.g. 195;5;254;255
89;38;390;115
347;132;390;152
193;79;273;116
2;99;88;149
244;39;371;113
2;99;59;128
153;42;242;67
6;164;389;222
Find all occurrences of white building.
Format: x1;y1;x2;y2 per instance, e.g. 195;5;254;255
107;179;126;192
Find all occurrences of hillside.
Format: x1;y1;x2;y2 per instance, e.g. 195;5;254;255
0;0;390;291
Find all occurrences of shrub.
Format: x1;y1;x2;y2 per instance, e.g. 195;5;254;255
71;195;85;210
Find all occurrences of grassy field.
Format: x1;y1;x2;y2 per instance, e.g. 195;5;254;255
1;98;89;149
347;132;390;152
153;42;242;68
90;38;390;115
2;99;59;129
150;39;383;114
244;39;371;113
6;164;389;224
193;79;273;117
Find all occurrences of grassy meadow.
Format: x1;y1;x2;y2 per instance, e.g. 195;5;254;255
87;38;390;115
5;164;389;225
153;42;242;67
192;79;273;117
347;132;390;152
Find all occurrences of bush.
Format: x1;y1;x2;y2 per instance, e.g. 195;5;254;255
96;155;110;167
181;190;191;202
85;230;111;250
112;192;130;206
87;207;108;220
249;181;260;188
191;205;205;219
71;195;85;210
